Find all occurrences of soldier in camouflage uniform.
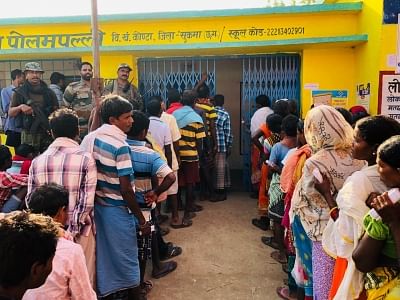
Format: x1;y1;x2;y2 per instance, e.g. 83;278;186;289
103;63;143;110
9;62;59;152
63;62;93;138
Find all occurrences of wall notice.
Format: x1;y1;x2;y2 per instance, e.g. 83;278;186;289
312;90;348;108
379;72;400;121
356;83;370;112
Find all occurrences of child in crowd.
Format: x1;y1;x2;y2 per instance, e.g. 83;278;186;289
267;115;298;265
23;184;96;300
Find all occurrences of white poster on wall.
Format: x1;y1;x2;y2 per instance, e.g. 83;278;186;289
356;83;370;112
380;74;400;121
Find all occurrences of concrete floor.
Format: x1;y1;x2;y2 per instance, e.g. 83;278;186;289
148;192;285;300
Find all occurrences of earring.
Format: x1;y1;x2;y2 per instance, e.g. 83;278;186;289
372;152;376;156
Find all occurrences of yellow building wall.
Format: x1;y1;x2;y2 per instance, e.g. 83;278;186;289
352;0;383;115
301;47;356;116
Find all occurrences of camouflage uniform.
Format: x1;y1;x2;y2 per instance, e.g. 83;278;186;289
103;80;143;110
63;80;93;138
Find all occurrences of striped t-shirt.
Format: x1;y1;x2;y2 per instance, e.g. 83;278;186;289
92;133;134;206
127;139;172;206
179;122;206;162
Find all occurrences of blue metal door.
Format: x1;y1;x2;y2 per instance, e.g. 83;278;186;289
138;58;216;104
241;54;301;189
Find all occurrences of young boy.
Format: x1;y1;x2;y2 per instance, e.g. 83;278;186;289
23;184;96;300
0;211;58;300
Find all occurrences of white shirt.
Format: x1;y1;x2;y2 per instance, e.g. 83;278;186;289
160;112;181;171
148;116;172;152
250;107;273;137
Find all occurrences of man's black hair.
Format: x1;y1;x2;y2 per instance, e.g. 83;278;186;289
282;114;299;137
182;89;197;107
273;100;290;118
79;61;93;70
128;110;150;137
0;212;58;288
11;69;23;81
335;107;353;125
256;95;270;108
146;99;162;117
167;88;181;104
297;119;305;133
0;145;11;168
266;113;283;134
214;94;224;107
29;184;69;218
15;144;35;158
49;72;65;85
100;95;133;124
197;83;210;99
149;95;163;103
49;108;79;139
378;135;400;169
356;115;400;147
288;99;298;117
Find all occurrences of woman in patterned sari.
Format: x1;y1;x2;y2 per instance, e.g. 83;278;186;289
289;105;364;299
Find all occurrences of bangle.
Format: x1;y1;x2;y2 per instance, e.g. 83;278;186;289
329;206;339;220
329;206;338;215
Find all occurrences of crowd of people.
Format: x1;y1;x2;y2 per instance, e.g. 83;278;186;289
1;60;400;300
249;96;400;300
0;62;233;300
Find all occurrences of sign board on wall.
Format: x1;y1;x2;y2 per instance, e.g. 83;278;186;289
378;71;400;122
311;90;348;108
356;83;370;112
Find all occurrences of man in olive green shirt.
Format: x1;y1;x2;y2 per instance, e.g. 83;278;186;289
103;63;143;110
63;62;93;138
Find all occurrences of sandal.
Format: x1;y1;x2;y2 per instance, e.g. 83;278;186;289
271;250;288;264
140;280;153;294
170;218;192;229
152;261;178;279
160;244;182;261
276;286;296;300
261;236;279;250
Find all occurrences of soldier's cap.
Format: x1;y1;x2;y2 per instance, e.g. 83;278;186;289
117;63;132;71
24;62;44;73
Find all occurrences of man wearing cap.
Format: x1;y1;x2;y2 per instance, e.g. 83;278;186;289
103;63;143;110
9;62;59;152
63;61;94;138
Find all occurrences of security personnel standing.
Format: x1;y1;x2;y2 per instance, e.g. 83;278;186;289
103;63;143;110
63;61;93;138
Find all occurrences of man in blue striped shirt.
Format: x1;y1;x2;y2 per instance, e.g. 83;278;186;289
127;111;177;296
81;95;150;299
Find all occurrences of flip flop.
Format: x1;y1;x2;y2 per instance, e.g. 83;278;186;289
160;244;182;261
276;286;296;300
261;236;279;250
271;250;288;264
152;261;178;279
170;218;192;229
140;280;153;294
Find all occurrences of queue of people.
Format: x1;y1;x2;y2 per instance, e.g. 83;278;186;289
250;97;400;300
0;62;233;300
